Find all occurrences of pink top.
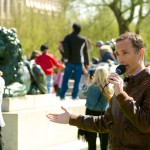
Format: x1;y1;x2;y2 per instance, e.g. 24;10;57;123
53;73;64;88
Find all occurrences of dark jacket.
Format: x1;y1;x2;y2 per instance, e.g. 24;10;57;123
101;52;118;64
62;32;89;66
69;66;150;150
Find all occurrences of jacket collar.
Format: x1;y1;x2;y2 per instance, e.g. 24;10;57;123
127;66;150;85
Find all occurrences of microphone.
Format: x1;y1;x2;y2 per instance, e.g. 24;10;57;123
115;65;126;75
95;65;126;106
104;65;126;88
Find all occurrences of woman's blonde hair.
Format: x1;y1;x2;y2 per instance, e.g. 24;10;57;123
93;66;113;101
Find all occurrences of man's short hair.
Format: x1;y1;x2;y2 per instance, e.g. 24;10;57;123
116;32;145;53
72;23;81;34
40;44;49;52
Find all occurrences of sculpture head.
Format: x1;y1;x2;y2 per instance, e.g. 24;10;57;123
0;27;32;97
0;27;24;85
0;27;47;97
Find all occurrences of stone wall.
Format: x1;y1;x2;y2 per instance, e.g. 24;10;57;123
2;94;86;150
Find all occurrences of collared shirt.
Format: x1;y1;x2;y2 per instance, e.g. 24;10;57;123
133;68;145;76
124;68;145;83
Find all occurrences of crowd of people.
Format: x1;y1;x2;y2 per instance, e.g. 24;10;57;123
46;31;150;150
25;23;119;150
28;23;118;100
1;23;150;150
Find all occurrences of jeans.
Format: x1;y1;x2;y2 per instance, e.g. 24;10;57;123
59;63;82;99
46;75;53;93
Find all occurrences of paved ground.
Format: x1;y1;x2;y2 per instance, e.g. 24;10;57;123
41;140;88;150
40;139;100;150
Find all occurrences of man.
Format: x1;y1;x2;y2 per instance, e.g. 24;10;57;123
59;23;89;100
91;40;104;64
96;40;104;49
94;40;118;65
99;44;118;65
35;44;64;93
47;32;150;149
0;71;5;149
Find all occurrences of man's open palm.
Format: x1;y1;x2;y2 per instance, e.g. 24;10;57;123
46;106;71;124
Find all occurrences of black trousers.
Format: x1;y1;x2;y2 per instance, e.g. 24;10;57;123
0;127;4;150
78;108;108;150
86;131;108;150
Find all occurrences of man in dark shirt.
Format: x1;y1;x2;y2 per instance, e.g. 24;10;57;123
59;23;89;100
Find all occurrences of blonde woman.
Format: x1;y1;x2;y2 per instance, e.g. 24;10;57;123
78;66;113;150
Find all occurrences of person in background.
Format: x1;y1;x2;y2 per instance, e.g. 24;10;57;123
79;38;92;90
29;50;41;61
78;66;113;150
99;44;118;65
58;41;66;63
96;40;104;50
53;68;64;96
46;32;150;150
35;44;64;93
105;39;117;59
59;23;89;100
0;71;5;150
28;50;41;66
93;40;117;65
91;40;104;64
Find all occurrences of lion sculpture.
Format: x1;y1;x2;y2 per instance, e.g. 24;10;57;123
0;26;47;97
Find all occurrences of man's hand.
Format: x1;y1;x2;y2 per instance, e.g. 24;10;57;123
46;106;71;124
107;73;124;96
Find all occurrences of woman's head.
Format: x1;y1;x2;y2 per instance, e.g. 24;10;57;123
29;50;41;60
93;66;113;100
93;66;109;86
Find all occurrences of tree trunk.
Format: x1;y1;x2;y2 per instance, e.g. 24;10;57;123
117;19;130;34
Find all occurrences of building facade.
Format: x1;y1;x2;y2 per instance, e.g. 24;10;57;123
0;0;61;19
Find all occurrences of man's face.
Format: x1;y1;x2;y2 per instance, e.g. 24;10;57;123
96;45;101;49
115;38;143;75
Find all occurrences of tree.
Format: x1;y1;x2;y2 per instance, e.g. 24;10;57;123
68;0;150;34
108;0;150;34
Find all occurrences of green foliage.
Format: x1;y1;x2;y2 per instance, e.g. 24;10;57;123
2;5;118;60
6;8;68;59
81;7;118;58
1;0;150;61
140;16;150;61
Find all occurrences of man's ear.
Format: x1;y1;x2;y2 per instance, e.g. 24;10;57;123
139;48;144;58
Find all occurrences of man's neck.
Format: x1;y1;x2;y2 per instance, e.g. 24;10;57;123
130;64;145;76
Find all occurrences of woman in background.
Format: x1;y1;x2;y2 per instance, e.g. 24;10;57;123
78;66;114;150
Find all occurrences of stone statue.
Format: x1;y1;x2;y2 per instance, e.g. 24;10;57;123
0;26;48;97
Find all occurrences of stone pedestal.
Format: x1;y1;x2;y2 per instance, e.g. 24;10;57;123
2;94;86;150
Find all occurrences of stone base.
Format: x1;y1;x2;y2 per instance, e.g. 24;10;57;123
2;94;86;150
2;94;60;112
